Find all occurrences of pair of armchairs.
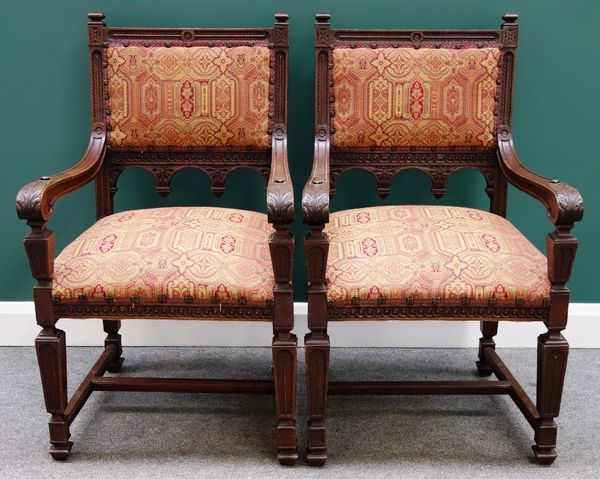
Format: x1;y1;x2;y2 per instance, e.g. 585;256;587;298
16;12;583;466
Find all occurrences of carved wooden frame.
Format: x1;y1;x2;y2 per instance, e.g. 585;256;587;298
16;13;297;465
302;13;584;466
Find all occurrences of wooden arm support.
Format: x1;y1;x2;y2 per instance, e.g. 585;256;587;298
267;129;294;226
498;130;584;330
497;131;583;229
16;127;107;224
302;136;330;227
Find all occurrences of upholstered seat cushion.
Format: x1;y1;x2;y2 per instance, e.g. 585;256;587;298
53;207;275;306
325;205;550;308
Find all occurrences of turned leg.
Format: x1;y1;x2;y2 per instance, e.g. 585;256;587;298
272;331;298;465
476;321;498;376
103;320;124;373
35;327;72;460
532;329;569;464
305;331;330;466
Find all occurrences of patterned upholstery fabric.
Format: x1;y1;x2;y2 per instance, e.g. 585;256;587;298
325;206;550;307
331;47;500;148
106;45;271;148
53;207;275;305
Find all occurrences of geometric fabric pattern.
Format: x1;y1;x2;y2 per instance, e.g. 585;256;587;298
106;45;271;148
53;207;275;305
324;205;550;307
331;48;500;148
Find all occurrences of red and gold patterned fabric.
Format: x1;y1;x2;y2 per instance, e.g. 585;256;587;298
106;45;271;148
325;206;550;307
53;207;275;305
331;48;500;148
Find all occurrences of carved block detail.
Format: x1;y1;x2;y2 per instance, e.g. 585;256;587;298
88;25;103;46
547;232;578;284
269;243;292;283
315;27;330;48
23;228;55;281
502;27;518;48
272;26;289;47
24;240;53;281
306;240;328;284
149;166;175;196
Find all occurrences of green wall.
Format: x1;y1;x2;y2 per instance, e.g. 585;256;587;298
2;0;599;302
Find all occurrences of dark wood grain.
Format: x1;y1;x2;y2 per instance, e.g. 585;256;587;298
302;12;583;466
16;12;296;465
90;377;275;394
329;380;512;396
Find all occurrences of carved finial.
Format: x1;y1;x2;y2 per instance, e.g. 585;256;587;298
502;13;519;24
88;12;105;23
274;12;289;24
315;13;331;24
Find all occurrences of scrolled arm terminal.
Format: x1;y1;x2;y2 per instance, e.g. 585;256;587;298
16;128;106;224
497;129;584;228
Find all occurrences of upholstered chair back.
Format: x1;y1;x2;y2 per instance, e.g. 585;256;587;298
314;14;519;206
86;13;289;216
331;47;500;149
105;44;272;148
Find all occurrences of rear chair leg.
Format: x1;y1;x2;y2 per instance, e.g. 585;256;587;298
35;327;72;460
305;331;330;466
532;329;569;464
476;321;498;376
272;331;298;465
103;320;124;373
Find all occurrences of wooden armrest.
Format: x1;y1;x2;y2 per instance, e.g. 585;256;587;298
16;128;106;223
498;132;584;228
266;130;294;225
302;136;330;226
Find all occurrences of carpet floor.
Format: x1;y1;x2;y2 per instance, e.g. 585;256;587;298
0;346;598;478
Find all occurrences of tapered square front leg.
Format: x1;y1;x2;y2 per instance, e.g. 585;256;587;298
272;332;298;465
305;332;330;466
35;327;72;460
532;330;569;464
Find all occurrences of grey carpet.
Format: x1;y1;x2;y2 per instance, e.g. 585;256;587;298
1;346;599;478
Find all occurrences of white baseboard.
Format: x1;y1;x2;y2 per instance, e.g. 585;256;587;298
1;302;598;348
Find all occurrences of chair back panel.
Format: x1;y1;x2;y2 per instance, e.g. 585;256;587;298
314;15;518;210
86;14;289;217
331;47;500;149
106;44;271;149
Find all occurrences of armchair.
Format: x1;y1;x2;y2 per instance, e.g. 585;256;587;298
16;13;297;464
302;13;583;465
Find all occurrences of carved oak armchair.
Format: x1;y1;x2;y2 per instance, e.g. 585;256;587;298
16;13;297;464
302;13;583;465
